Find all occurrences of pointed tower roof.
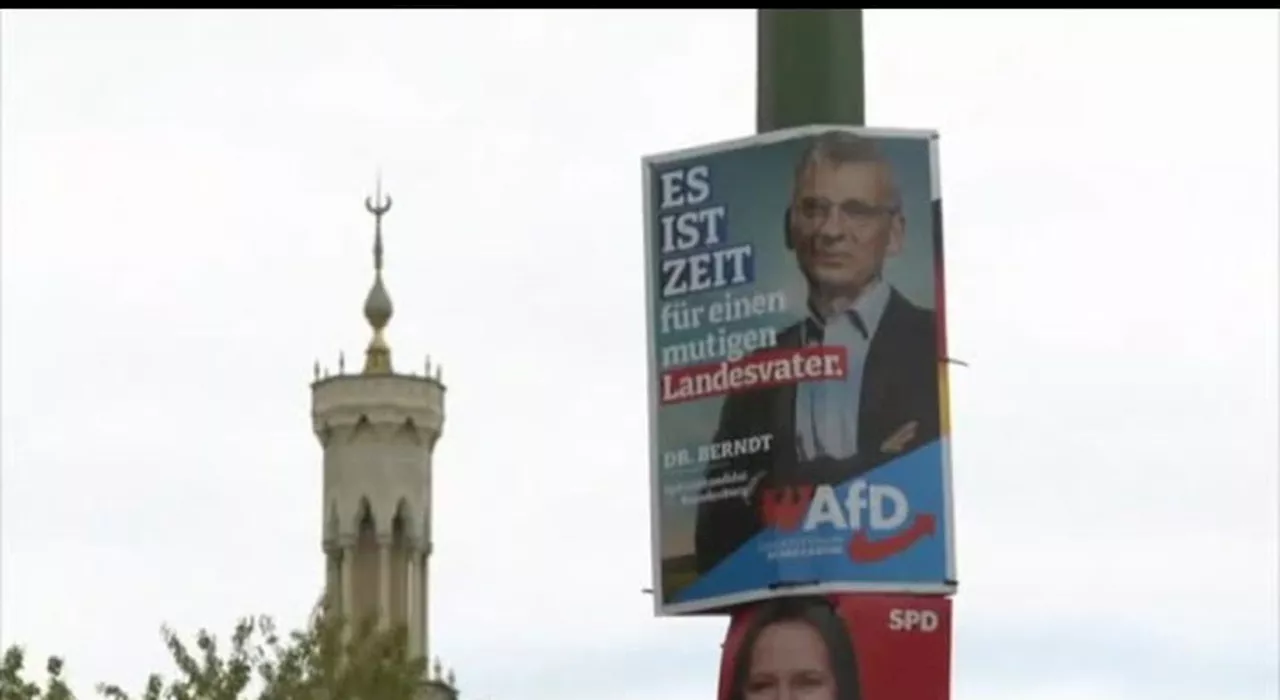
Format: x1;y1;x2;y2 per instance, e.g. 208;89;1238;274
362;174;395;375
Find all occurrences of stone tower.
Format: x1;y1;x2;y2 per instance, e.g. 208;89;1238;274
310;183;456;698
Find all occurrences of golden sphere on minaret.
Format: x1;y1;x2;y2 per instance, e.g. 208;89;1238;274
362;179;394;375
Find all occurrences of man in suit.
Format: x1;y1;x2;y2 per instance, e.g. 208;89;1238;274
692;131;940;578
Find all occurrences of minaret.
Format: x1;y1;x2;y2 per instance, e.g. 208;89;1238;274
311;181;455;698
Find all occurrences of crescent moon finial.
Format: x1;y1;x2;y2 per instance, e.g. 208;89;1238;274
360;170;396;375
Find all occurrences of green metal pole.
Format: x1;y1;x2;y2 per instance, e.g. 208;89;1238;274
757;9;866;133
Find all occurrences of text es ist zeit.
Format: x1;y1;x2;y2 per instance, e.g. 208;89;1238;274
656;164;753;299
653;163;848;405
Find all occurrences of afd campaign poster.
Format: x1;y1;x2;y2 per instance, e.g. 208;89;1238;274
717;595;953;700
642;125;956;615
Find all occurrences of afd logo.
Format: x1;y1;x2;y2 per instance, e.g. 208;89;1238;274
758;482;937;563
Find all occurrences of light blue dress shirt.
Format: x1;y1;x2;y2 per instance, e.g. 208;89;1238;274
795;280;891;462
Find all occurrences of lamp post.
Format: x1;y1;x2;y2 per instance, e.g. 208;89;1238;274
757;9;866;132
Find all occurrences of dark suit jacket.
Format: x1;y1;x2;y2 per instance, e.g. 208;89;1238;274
692;288;941;577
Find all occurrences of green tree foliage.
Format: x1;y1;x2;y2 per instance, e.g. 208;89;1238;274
0;604;426;700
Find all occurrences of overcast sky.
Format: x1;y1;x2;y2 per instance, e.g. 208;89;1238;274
2;9;1277;700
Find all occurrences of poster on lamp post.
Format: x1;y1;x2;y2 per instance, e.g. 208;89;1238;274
717;595;953;700
642;125;957;616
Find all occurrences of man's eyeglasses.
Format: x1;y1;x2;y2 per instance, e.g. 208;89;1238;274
799;197;899;225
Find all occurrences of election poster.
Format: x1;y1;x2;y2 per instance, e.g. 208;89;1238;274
717;595;953;700
642;125;956;615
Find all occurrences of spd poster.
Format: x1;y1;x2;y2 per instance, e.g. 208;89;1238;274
717;595;953;700
642;126;957;615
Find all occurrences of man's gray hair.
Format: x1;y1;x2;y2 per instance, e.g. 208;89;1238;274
792;130;901;209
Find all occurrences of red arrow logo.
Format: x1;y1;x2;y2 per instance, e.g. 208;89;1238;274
847;513;936;563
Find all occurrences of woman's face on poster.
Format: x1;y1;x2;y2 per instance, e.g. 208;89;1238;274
743;620;837;700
